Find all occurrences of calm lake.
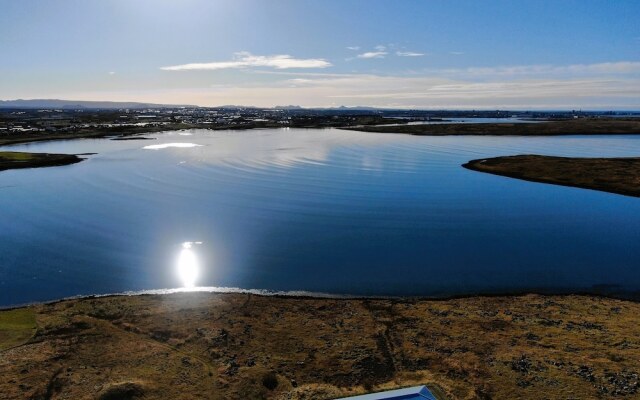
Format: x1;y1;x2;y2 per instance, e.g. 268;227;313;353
1;128;639;306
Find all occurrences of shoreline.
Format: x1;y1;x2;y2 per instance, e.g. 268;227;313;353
2;119;639;174
343;118;640;136
2;118;640;150
0;114;391;148
0;124;185;147
3;285;638;311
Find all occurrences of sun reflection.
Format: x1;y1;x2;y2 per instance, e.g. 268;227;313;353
177;242;199;288
143;142;202;150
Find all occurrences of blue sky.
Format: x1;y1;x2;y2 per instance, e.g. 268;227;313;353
1;0;639;108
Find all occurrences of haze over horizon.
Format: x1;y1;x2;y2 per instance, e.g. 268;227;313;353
1;0;639;109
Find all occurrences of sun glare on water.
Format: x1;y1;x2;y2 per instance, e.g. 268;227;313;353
177;242;200;289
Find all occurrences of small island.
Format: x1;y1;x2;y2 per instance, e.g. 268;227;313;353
0;151;85;172
463;155;640;197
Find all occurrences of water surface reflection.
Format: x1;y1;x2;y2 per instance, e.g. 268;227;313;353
177;242;200;288
1;129;639;305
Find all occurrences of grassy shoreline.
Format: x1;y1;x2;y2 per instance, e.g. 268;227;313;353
1;292;639;399
3;118;639;150
2;118;639;173
344;118;640;136
0;124;190;147
0;151;85;172
0;114;391;148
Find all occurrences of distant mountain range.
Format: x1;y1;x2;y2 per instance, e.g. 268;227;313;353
276;105;382;111
0;99;198;109
0;100;418;111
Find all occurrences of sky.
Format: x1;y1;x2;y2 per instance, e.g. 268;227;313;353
1;0;639;109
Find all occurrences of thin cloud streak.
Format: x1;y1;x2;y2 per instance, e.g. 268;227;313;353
326;78;640;100
438;61;640;77
396;51;425;57
161;52;331;71
357;51;388;59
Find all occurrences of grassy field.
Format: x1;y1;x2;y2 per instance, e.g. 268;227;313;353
463;155;640;197
1;293;638;399
0;308;36;351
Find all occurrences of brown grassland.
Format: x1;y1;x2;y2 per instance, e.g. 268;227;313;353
347;118;640;136
1;293;639;399
463;155;640;198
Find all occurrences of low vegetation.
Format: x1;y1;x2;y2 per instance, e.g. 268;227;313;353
0;308;36;351
464;155;640;197
346;118;640;136
1;293;639;399
0;151;84;172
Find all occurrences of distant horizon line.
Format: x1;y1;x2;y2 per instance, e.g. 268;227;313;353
1;98;639;112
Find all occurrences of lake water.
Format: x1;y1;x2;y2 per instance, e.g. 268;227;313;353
1;128;639;306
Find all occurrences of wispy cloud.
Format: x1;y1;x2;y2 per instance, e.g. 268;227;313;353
357;51;388;59
450;51;464;55
346;46;360;51
396;51;425;57
287;78;315;85
108;71;116;75
251;70;362;78
438;61;640;78
326;78;640;100
161;51;331;71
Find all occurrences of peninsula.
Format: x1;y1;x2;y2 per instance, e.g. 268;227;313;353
0;151;85;172
346;118;640;136
463;155;640;198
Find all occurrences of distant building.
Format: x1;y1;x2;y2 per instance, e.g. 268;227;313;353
335;385;438;400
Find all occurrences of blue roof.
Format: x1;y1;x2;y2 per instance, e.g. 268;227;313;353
334;385;437;400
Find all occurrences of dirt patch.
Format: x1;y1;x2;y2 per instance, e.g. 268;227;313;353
98;382;145;400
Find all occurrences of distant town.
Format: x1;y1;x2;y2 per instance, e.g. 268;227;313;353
1;102;638;138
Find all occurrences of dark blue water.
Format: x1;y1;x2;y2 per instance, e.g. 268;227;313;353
1;129;639;306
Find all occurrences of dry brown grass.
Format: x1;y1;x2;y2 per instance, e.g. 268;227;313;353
464;155;640;197
1;293;639;399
